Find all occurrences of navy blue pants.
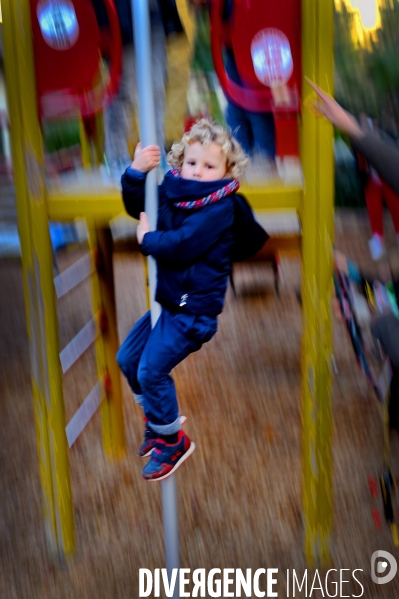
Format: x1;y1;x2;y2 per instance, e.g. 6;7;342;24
225;101;276;159
116;308;217;435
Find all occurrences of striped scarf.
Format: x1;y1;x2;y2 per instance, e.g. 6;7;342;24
171;169;240;209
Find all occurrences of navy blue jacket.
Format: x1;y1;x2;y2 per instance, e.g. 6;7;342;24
121;168;235;316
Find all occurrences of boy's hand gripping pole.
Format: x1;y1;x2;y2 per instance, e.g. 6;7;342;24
131;1;180;596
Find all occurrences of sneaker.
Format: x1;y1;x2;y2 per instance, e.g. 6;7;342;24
142;431;195;482
137;422;158;458
369;234;386;261
138;415;187;458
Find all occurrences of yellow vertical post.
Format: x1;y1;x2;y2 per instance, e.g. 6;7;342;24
143;257;151;310
79;118;92;169
79;112;105;168
94;111;105;165
2;0;75;558
87;223;126;459
300;0;334;566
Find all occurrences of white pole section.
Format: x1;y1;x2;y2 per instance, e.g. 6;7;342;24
131;0;160;325
131;2;180;596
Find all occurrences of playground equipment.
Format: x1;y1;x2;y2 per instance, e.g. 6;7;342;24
210;0;301;158
30;0;122;120
131;0;180;585
3;0;126;559
30;0;122;169
3;0;334;571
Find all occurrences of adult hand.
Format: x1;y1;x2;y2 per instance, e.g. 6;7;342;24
131;143;161;173
306;78;364;139
136;212;151;245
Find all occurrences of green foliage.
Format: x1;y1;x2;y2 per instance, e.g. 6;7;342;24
189;9;225;124
335;0;399;134
334;138;365;208
43;120;80;153
192;10;214;74
334;0;399;205
335;160;364;208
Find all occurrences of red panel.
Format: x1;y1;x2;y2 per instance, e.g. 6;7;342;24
30;0;101;96
211;0;301;156
274;113;299;157
230;0;301;96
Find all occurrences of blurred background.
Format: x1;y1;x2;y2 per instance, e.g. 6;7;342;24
1;1;399;598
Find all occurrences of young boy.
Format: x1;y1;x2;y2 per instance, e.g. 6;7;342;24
117;120;252;481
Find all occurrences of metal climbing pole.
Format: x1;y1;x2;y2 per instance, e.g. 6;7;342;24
132;0;180;594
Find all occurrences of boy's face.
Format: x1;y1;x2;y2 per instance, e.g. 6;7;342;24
180;142;228;182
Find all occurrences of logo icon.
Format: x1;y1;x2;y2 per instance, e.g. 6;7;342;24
371;550;397;584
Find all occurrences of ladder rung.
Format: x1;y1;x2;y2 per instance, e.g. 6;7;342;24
66;380;104;448
54;252;94;298
59;317;97;373
256;210;301;235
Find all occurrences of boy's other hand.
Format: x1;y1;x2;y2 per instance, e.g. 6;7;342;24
131;143;161;172
305;78;364;140
137;212;150;244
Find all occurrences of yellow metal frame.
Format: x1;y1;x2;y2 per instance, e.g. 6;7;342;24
79;111;105;168
47;184;301;223
4;0;334;566
301;0;334;567
88;225;126;459
47;186;125;224
2;0;75;559
3;0;126;559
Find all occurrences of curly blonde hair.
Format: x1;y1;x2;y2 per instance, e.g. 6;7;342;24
167;119;249;179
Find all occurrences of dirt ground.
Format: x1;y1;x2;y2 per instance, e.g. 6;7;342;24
1;209;399;598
